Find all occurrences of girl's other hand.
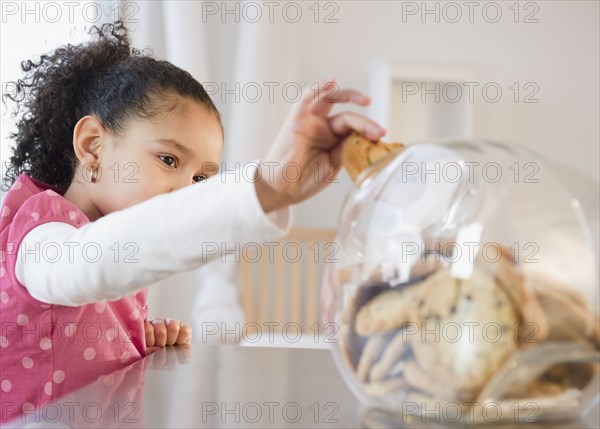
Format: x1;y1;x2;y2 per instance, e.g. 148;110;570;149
255;78;386;213
145;317;192;354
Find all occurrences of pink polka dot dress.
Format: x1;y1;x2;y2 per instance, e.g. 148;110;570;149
0;174;148;423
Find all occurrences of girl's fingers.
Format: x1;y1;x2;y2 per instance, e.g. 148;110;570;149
165;319;181;346
314;87;371;116
144;320;155;348
149;317;190;348
322;87;371;106
309;80;337;116
176;323;192;345
301;78;335;103
151;318;167;347
300;78;338;115
327;111;386;141
302;78;370;110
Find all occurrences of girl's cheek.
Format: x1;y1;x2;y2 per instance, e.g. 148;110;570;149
101;160;169;209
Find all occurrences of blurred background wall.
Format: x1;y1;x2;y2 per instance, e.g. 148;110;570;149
125;0;600;228
2;0;598;334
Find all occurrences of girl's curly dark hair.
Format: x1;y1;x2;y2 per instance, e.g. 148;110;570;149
2;20;221;192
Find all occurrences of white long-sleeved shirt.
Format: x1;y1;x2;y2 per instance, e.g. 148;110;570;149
15;162;290;306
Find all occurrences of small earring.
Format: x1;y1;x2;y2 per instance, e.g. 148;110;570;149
91;168;98;183
86;163;99;183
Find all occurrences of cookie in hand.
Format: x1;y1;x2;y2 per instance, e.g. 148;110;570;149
341;132;404;181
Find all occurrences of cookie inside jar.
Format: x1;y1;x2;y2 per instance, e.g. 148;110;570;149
325;135;600;423
333;244;599;417
335;245;518;400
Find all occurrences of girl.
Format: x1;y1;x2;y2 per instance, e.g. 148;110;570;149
0;21;385;421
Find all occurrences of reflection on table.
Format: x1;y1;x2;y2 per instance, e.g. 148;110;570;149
5;345;599;428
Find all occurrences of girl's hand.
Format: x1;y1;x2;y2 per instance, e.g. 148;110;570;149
145;317;192;354
255;78;386;213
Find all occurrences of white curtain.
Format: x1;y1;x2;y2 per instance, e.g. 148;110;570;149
128;1;211;82
124;0;300;339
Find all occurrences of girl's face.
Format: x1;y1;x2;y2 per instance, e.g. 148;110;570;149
75;97;224;219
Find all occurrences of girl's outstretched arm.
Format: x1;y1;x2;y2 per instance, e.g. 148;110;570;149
12;162;289;306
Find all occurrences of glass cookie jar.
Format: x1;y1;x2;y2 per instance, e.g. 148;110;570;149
321;139;600;425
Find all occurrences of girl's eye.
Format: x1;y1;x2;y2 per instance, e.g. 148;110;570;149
159;155;177;167
193;174;208;183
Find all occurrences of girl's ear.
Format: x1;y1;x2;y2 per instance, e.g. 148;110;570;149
72;115;105;164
